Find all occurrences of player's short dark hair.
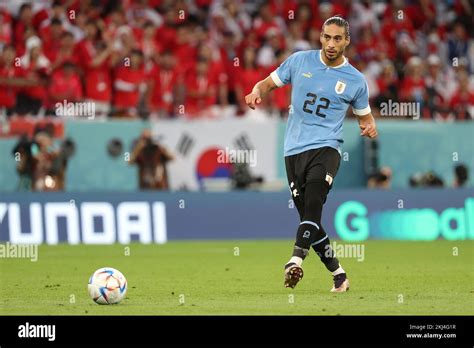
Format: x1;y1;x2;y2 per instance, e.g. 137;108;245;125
323;16;350;38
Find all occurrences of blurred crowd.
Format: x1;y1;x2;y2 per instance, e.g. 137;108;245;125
367;163;469;189
0;0;473;121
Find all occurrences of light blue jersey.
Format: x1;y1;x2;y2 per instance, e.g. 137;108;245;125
271;50;371;156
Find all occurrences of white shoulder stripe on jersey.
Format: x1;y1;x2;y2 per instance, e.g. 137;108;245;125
352;105;371;116
270;70;284;87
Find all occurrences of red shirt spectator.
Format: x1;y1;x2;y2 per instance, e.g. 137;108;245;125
194;44;228;93
269;0;298;19
148;60;180;114
113;50;146;110
102;10;127;48
272;84;291;113
13;3;35;57
253;4;282;42
32;7;49;29
184;59;216;117
154;10;178;52
0;46;22;108
76;38;96;68
86;59;112;103
376;76;399;97
0;10;13;47
381;11;415;59
19;37;51;104
399;76;425;101
405;1;436;30
78;37;114;104
41;19;64;63
237;31;260;56
75;20;102;73
236;67;263;103
450;91;474;119
19;65;48;102
48;62;83;107
172;26;198;69
356;26;378;63
218;33;240;93
266;60;290;113
450;73;474;120
50;32;80;72
140;22;161;63
0;66;17;108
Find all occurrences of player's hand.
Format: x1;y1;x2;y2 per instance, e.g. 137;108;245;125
245;92;262;110
359;124;378;138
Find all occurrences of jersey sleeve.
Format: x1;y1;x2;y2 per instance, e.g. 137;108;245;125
270;52;299;87
351;77;371;116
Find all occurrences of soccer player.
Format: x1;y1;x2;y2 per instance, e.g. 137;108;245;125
245;17;377;292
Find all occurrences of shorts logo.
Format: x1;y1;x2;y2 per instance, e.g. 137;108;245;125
335;80;346;94
325;173;333;185
290;182;299;197
303;231;311;238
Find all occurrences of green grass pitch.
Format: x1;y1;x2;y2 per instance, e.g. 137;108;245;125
0;240;473;315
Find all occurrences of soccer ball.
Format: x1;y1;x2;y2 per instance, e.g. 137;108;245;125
88;267;127;305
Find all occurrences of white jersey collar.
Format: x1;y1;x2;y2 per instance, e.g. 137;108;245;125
319;50;348;69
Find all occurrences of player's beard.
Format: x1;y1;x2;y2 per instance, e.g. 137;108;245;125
324;47;344;62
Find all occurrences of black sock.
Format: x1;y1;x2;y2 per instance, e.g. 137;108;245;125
287;221;326;268
291;244;308;259
311;226;340;272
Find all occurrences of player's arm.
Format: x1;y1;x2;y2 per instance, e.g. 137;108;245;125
352;77;377;138
358;112;378;138
246;51;299;109
245;76;279;109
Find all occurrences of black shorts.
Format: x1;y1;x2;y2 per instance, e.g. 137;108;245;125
285;146;341;197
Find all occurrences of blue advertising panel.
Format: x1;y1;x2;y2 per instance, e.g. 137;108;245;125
0;189;472;243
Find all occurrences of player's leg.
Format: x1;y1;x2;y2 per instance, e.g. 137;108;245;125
304;148;349;292
285;156;305;221
304;179;349;292
285;149;332;274
283;155;305;288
